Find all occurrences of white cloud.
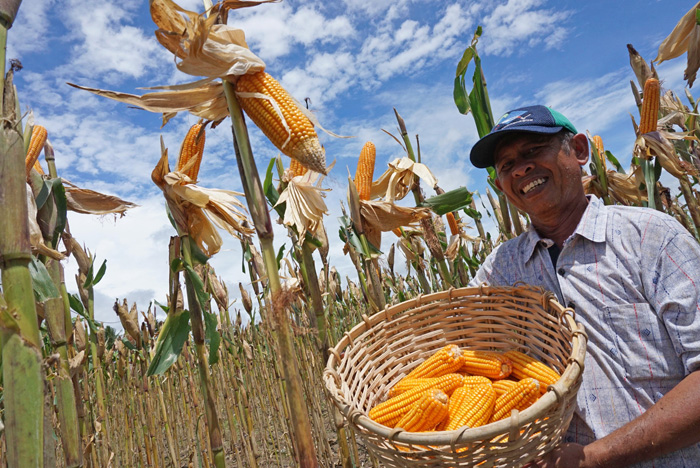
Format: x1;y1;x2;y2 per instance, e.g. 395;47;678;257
480;0;571;56
7;0;54;57
62;0;163;81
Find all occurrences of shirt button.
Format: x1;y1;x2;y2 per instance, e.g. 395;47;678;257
557;268;566;276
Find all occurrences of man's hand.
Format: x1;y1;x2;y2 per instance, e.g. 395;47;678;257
523;443;592;468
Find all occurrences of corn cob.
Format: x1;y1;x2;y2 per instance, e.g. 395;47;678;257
395;389;449;432
442;383;496;431
388;374;490;398
175;123;206;181
392;227;403;237
369;373;463;427
490;378;540;422
289;157;308;177
461;350;512;380
446;212;460;236
638;78;660;134
491;379;518;397
236;71;327;174
503;350;560;392
25;125;47;176
402;345;464;382
354;141;376;201
33;160;45;175
592;134;607;170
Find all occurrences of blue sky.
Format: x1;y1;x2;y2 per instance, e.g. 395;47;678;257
9;0;694;327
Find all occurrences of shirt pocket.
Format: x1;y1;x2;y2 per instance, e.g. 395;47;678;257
605;303;678;382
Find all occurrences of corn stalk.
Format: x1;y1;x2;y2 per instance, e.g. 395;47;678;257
223;80;319;467
0;53;44;468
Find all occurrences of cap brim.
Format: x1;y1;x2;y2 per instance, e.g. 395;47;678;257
469;126;564;169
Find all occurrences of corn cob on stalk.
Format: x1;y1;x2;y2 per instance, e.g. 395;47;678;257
490;378;541;422
638;78;660;134
235;71;327;174
503;350;560;392
446;212;460;236
395;389;449;432
354;141;376;201
388;374;490;398
461;350;512;380
442;383;496;431
369;373;463;427
401;345;463;382
491;379;518;397
25;125;47;176
175;122;206;181
288;157;308;177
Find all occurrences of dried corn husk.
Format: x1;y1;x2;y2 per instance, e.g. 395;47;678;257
370;157;438;202
655;1;700;87
114;299;141;345
26;184;64;260
635;130;700;178
275;169;330;241
73;319;87;352
152;142;253;256
360;199;432;250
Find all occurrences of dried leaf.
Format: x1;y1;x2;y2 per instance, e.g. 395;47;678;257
636;130;699;178
275;171;329;240
370;157;438;202
655;2;700;63
67;80;228;126
63;180;137;216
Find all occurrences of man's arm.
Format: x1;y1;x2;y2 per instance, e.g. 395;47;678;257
528;369;700;468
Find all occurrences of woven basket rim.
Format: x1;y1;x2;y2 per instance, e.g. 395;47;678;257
324;284;587;447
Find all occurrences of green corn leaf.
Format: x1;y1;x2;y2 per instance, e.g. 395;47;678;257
419;187;473;215
147;309;191;376
204;310;221;366
50;179;68;247
92;260;107;286
28;256;60;302
605;151;625;173
184;265;210;310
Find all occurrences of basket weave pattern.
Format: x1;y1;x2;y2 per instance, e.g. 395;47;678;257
324;285;587;468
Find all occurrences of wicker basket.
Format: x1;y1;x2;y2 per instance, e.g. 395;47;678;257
323;284;587;468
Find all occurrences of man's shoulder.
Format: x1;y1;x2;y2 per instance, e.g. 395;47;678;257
602;203;686;234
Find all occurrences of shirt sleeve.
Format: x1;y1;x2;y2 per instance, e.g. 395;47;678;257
644;217;700;374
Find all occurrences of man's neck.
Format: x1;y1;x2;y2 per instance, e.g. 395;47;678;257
531;196;589;247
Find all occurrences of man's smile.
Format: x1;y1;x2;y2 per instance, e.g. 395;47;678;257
521;177;547;194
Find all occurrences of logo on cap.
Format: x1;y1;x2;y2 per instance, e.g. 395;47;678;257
494;111;533;130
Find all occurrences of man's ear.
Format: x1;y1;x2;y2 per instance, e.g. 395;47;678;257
494;177;503;192
572;133;589;167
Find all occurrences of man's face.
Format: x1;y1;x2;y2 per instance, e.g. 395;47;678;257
493;132;589;221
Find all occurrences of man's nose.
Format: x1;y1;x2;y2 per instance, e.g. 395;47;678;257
512;159;534;177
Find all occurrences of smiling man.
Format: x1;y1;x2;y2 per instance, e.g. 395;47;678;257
468;105;700;468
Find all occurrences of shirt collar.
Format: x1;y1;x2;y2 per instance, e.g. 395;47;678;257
521;195;607;262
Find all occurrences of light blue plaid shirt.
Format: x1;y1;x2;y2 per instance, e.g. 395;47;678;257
471;196;700;467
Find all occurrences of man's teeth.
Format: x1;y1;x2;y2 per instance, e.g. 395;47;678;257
523;178;546;194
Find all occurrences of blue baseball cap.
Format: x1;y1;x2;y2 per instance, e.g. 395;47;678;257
469;105;578;169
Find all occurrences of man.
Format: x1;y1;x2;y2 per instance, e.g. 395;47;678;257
468;105;700;468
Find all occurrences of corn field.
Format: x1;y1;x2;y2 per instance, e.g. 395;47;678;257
2;1;700;467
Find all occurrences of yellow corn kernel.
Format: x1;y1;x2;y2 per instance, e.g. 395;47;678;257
491;379;518;397
236;71;327;174
490;377;540;422
289;157;308;177
388;374;488;398
403;345;464;381
461;350;512;380
395;389;449;432
443;383;496;431
638;78;660;135
446;212;460;236
369;373;463;427
354;141;376;201
25;125;47;176
503;350;560;392
175;123;206;181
